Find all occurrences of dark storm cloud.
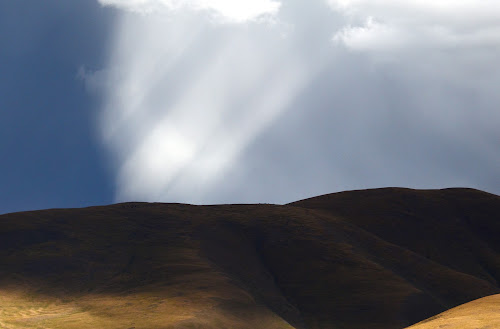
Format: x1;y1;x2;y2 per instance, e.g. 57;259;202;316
0;1;115;214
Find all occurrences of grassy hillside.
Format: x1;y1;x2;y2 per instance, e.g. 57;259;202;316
0;188;499;328
291;188;500;292
405;293;500;329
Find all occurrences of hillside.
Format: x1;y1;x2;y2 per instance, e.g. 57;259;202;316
406;293;500;329
0;188;499;329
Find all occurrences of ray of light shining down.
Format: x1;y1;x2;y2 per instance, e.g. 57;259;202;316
95;0;500;204
96;0;316;203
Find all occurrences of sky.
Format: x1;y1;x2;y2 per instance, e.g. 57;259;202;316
1;0;499;214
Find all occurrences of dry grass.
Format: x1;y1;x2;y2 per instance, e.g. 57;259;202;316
406;294;500;329
0;280;295;329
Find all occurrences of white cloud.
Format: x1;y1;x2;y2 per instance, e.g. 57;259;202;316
98;0;281;22
329;0;500;52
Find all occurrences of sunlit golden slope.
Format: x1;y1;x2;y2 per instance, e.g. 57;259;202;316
405;294;500;329
0;285;295;329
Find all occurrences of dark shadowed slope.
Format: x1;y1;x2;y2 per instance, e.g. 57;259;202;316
0;188;499;329
291;188;500;289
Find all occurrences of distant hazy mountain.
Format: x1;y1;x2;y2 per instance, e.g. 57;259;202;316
0;188;499;329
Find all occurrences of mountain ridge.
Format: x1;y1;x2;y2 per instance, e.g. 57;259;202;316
0;187;499;328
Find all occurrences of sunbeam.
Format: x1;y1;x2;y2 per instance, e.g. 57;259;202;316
97;2;315;202
94;0;500;204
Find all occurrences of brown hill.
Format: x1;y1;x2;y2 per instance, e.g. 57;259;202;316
405;293;500;329
0;188;499;329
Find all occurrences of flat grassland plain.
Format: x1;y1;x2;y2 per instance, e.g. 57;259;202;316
0;188;499;329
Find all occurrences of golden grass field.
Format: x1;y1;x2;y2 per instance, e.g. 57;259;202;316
0;273;295;329
2;290;500;329
406;294;500;329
